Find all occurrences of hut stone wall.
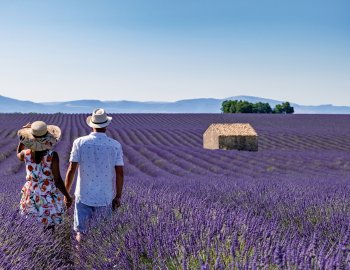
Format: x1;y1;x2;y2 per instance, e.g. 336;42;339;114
203;123;258;151
218;135;258;151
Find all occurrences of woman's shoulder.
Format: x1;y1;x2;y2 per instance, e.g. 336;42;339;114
48;150;60;160
22;149;32;162
23;149;32;160
43;150;58;162
48;149;57;155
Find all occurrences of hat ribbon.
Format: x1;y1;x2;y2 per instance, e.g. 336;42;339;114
32;131;49;138
92;119;108;124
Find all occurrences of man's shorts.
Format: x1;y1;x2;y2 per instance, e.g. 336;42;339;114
74;199;112;233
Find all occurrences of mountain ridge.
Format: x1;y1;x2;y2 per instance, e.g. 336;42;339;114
1;94;350;114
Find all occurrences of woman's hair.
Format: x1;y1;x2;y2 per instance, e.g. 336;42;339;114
34;150;48;164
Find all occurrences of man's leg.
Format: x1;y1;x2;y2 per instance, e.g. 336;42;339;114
74;200;94;242
91;205;113;229
95;205;112;218
96;205;112;217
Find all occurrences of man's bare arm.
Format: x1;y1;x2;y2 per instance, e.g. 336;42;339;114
65;162;78;193
115;166;124;198
112;166;124;210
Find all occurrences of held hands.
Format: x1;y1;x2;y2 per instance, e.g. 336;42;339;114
64;196;73;209
112;197;121;210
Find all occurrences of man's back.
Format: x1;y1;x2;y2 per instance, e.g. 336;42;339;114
70;132;124;206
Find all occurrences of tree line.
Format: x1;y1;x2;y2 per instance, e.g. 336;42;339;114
221;100;294;114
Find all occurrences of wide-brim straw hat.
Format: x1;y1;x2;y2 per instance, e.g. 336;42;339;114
17;121;61;151
86;108;112;128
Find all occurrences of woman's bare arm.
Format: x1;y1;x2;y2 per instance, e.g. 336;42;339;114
17;123;31;161
16;142;25;161
52;151;72;202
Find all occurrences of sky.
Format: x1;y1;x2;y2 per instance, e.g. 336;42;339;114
0;0;349;105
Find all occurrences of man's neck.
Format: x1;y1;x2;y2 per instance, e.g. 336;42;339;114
93;128;106;133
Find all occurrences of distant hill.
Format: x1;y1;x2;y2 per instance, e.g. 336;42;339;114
1;94;350;114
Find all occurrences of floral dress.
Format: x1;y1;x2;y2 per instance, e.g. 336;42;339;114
20;149;65;225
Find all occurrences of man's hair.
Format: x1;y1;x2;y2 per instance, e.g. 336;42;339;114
94;127;107;132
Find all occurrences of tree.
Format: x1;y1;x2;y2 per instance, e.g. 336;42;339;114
273;102;294;114
236;100;253;113
229;100;238;113
273;104;284;114
221;100;231;113
282;102;294;114
221;100;294;114
253;102;273;113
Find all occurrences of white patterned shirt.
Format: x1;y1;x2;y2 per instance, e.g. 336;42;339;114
69;132;124;206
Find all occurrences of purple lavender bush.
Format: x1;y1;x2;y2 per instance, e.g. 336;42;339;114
1;113;350;269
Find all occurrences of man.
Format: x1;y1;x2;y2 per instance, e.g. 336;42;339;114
65;108;124;241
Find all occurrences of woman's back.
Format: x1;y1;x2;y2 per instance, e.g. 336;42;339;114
24;149;53;181
21;149;65;225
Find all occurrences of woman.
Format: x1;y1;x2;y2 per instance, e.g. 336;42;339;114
17;121;72;230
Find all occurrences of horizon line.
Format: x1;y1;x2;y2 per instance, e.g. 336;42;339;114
1;93;342;107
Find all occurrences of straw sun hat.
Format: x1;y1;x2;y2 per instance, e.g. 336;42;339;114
17;121;61;151
86;108;112;128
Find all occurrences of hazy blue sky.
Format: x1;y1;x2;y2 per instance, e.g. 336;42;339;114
0;0;349;105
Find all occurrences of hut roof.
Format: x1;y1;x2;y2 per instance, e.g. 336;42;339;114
205;123;258;136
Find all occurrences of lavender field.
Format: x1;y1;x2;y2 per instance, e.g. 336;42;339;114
1;113;350;269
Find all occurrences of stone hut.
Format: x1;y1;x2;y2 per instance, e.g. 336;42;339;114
203;123;258;151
